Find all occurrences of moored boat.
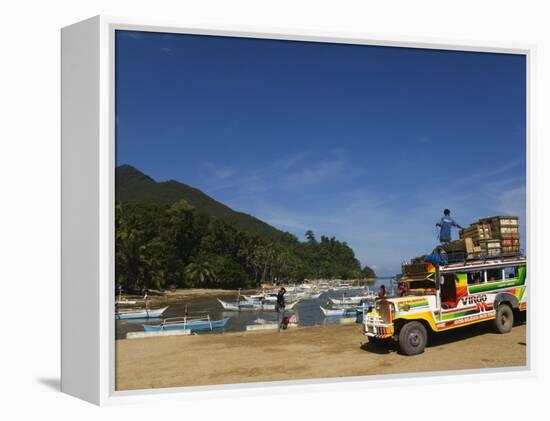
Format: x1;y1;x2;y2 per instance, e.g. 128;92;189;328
329;292;377;306
319;306;356;317
143;316;229;332
116;306;169;320
217;297;299;311
116;299;138;305
217;298;240;311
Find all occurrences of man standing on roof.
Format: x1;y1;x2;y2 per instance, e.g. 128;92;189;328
436;209;463;244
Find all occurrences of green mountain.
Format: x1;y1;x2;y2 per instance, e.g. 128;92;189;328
115;165;285;238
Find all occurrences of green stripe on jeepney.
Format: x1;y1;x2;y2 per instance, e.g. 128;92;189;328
468;267;526;294
409;301;429;308
518;266;526;285
469;281;518;293
441;309;479;320
397;300;429;311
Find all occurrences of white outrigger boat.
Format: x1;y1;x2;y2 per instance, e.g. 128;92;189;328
320;301;374;317
319;306;357;317
115;285;139;305
115;306;169;320
329;291;377;306
143;315;229;332
217;297;300;312
306;291;323;299
116;298;137;305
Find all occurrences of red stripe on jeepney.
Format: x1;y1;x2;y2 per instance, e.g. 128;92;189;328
441;305;478;314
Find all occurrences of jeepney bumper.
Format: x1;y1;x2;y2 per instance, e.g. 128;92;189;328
363;314;395;339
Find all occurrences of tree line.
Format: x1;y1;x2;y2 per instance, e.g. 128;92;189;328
116;200;376;291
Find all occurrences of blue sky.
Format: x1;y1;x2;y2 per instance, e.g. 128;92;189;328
115;30;526;276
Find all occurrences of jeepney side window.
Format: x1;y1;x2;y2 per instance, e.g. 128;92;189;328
503;266;519;279
467;271;484;285
486;268;503;283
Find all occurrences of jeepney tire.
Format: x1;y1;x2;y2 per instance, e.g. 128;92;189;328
398;321;427;356
494;304;514;334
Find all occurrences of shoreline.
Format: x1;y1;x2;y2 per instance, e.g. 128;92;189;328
118;288;254;306
118;280;378;304
115;322;526;391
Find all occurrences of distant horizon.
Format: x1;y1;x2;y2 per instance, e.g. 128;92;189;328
115;30;526;275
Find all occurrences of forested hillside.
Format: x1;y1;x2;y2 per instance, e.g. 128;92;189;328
116;165;283;238
115;166;376;290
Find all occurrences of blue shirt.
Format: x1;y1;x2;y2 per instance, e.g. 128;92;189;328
438;216;460;241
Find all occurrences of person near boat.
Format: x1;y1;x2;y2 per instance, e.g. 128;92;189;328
436;208;463;244
276;287;286;332
378;284;387;298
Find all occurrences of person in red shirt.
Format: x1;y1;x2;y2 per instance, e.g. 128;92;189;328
378;284;387;298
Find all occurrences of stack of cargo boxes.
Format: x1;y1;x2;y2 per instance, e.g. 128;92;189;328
458;216;520;258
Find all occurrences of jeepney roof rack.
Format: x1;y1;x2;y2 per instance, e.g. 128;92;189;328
441;250;526;269
402;251;526;277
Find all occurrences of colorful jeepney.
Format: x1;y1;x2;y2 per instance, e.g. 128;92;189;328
363;255;527;355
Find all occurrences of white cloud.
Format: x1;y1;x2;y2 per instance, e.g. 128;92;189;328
282;149;363;186
202;162;236;180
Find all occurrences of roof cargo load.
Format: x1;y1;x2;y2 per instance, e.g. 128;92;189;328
459;215;521;257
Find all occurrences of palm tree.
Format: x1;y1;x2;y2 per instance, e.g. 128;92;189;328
184;257;216;287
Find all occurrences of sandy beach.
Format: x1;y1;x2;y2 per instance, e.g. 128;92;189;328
115;321;526;391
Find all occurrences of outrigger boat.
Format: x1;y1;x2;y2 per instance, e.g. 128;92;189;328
217;298;299;311
329;291;377;306
115;306;169;320
319;306;357;317
115;285;139;305
143;315;229;332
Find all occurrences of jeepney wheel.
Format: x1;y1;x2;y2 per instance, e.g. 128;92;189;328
494;304;514;334
398;321;427;355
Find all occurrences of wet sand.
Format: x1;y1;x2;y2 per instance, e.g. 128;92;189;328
115;321;526;391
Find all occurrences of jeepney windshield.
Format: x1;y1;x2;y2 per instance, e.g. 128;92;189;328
399;262;437;296
397;275;436;297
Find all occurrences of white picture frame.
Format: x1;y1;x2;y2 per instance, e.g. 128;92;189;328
61;15;535;406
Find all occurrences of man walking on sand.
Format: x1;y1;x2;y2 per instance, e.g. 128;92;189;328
276;287;286;332
436;209;463;244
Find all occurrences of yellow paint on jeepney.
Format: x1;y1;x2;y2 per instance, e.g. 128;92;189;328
393;310;497;333
393;311;439;331
435;313;496;331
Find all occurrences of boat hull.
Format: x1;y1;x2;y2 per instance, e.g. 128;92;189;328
116;306;169;320
319;306;356;317
217;298;299;311
143;318;230;332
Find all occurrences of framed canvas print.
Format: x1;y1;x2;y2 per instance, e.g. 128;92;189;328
61;16;533;405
